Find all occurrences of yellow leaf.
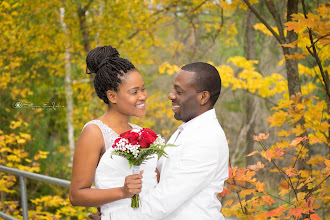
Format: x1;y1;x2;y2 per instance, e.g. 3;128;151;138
254;23;279;36
297;192;307;201
277;130;291;137
267;111;288;127
224;199;233;207
325;159;330;167
279;188;291;197
17;139;26;144
292;124;305;136
9;121;22;129
240;189;255;197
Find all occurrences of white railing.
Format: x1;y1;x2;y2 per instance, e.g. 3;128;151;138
0;165;70;220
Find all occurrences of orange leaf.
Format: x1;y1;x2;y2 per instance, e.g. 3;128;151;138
246;150;258;157
306;196;315;208
261;150;272;161
265;205;287;217
247;161;265;171
289;137;304;148
279;40;297;48
218;188;231;197
286;168;299;177
285;52;307;60
253;133;270;142
263;195;275;206
285;21;303;32
289;206;304;218
311;138;326;144
256;181;265;193
310;213;322;220
273;147;285;159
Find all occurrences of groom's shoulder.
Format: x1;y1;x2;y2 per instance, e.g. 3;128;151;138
185;119;223;137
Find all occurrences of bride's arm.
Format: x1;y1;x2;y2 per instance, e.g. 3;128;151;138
69;124;142;207
155;168;160;183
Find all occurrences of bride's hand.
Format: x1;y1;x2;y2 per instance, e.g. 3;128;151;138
121;170;144;198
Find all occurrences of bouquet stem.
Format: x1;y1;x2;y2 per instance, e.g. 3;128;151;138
131;194;140;208
131;165;141;208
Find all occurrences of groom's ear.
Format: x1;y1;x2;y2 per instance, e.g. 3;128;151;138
198;91;210;106
106;90;117;104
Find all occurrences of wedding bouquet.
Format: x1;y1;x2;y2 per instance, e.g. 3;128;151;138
111;127;173;208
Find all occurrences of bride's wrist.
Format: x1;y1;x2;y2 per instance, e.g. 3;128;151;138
119;187;127;199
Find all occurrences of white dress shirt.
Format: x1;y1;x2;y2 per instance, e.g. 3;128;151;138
110;109;229;220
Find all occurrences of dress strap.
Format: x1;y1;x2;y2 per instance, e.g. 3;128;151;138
83;120;119;151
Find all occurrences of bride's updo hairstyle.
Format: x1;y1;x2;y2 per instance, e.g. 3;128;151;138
86;45;136;104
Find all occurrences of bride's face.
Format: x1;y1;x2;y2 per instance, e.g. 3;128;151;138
110;70;148;117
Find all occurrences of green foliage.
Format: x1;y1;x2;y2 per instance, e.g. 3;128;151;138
112;142;176;168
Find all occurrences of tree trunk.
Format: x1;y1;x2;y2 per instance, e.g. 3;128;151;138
242;0;302;97
245;8;257;166
77;5;91;54
284;0;301;97
77;3;94;86
60;8;75;158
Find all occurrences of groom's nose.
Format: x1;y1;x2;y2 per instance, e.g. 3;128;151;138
168;89;176;100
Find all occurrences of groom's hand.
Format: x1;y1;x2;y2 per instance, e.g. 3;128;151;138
88;206;101;220
121;170;144;198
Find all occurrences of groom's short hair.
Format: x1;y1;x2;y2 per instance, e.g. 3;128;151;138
181;62;221;107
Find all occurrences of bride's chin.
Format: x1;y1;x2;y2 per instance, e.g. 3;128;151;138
134;111;146;118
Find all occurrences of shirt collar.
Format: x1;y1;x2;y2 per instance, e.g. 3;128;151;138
178;108;216;132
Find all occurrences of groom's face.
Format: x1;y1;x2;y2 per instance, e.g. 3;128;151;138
168;70;201;122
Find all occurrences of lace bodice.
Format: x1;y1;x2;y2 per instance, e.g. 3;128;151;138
83;120;158;216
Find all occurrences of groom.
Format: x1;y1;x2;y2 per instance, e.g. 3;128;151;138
92;62;229;219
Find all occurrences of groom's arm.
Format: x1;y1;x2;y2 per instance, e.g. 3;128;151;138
111;133;224;220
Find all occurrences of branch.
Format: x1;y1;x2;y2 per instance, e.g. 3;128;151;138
258;141;299;199
190;0;209;13
198;3;224;59
308;33;330;47
118;1;179;47
302;0;330;100
241;0;284;44
305;174;330;198
264;0;286;41
232;181;295;206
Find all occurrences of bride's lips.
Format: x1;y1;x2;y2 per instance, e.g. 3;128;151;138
136;103;146;110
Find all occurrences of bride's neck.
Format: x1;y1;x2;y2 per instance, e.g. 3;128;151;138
99;106;131;133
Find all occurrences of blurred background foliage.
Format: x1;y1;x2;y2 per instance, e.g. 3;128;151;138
0;0;329;219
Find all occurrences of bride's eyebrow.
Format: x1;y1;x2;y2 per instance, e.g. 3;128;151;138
129;84;145;90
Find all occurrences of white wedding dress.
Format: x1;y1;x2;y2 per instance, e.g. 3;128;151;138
83;120;158;218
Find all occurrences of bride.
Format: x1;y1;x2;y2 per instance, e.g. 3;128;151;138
69;45;158;217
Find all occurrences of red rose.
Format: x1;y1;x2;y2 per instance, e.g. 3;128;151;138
112;138;121;148
120;131;131;139
139;131;156;148
143;128;158;139
139;139;148;148
127;132;139;145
